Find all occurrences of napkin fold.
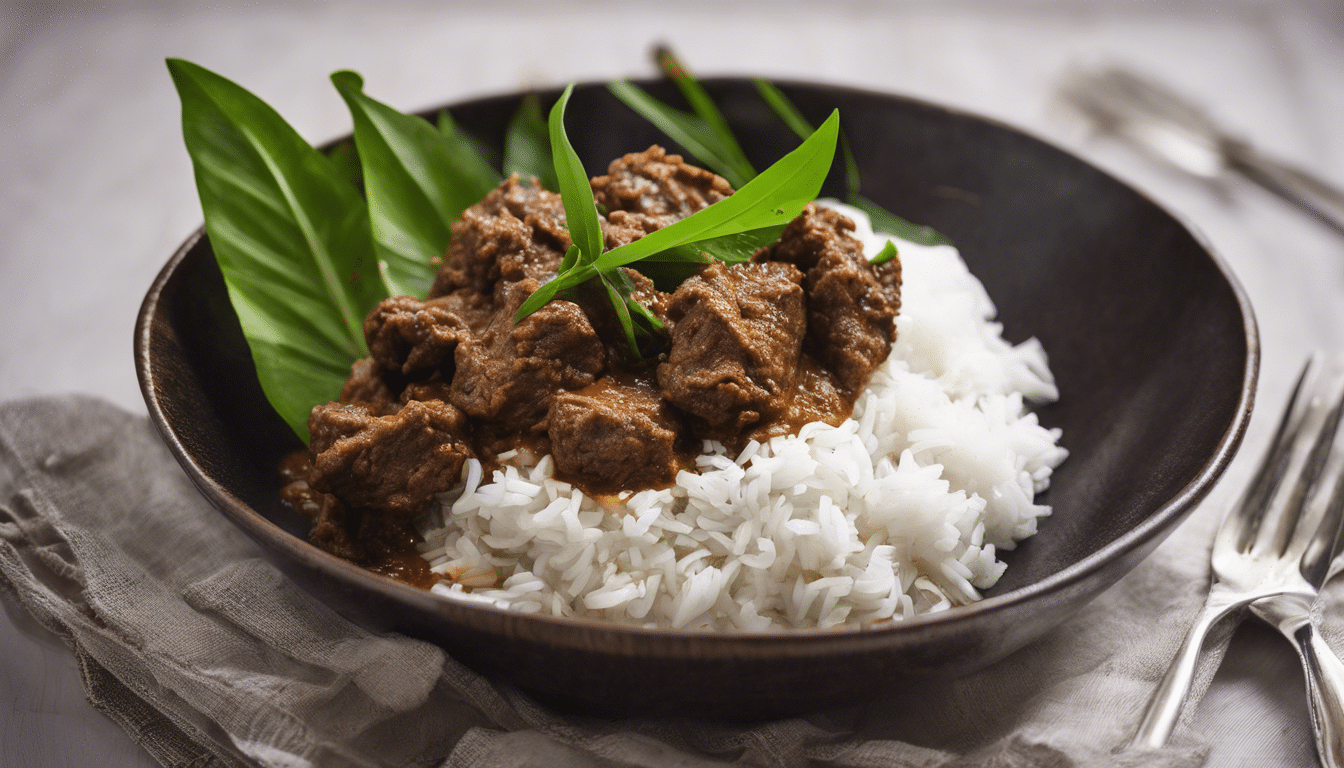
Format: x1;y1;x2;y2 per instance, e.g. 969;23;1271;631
0;396;1251;767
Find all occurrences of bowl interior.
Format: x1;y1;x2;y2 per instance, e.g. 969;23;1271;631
139;79;1255;712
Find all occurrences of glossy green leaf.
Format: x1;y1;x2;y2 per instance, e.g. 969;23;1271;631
647;224;786;265
558;243;581;274
325;139;364;191
596;111;840;271
168;58;386;442
548;84;604;267
605;267;669;355
607;80;754;189
503;94;559;190
634;224;786;289
332;70;501;298
600;271;641;353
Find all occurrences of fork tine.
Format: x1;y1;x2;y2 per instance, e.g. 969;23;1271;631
1300;452;1344;586
1282;374;1344;560
1215;357;1316;555
1293;374;1344;583
1255;369;1344;558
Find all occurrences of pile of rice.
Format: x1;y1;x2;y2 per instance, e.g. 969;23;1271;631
415;202;1067;630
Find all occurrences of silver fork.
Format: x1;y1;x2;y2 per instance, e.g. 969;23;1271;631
1251;429;1344;768
1058;66;1344;235
1131;356;1344;749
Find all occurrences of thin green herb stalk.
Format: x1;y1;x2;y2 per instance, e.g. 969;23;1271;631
607;81;753;189
652;45;756;185
332;71;502;298
872;240;898;265
515;110;841;322
750;77;953;247
169;59;387;442
751;78;812;139
600;272;642;353
547;85;605;266
503;94;559;190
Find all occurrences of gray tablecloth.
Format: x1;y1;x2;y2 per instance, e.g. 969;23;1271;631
0;394;1228;767
3;1;1344;765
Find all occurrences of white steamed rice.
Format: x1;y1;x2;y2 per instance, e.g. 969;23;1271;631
414;201;1067;630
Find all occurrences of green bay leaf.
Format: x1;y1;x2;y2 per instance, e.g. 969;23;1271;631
168;58;386;443
332;70;502;298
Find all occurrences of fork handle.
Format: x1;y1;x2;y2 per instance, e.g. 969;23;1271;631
1130;595;1245;750
1297;621;1344;768
1258;595;1344;768
1225;141;1344;237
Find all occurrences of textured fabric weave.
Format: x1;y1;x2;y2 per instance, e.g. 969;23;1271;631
0;395;1282;767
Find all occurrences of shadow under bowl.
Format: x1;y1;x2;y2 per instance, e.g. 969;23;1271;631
136;78;1257;719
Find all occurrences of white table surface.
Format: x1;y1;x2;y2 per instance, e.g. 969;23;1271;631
2;1;1344;765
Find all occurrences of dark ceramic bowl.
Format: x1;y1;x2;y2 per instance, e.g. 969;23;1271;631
136;79;1257;719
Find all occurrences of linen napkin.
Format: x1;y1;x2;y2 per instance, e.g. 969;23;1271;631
0;394;1286;768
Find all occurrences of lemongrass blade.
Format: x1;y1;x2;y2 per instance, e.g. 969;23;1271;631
548;84;604;266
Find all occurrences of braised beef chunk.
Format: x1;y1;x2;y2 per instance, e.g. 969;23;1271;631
450;279;605;430
308;400;473;517
340;357;397;408
564;267;673;370
592;146;734;221
763;204;865;270
658;262;806;431
602;211;662;249
761;204;901;391
308;494;362;562
744;354;851;444
399;375;454;405
430;175;571;297
310;400;376;449
597;146;734;251
548;377;683;491
365;295;473;378
875;259;903;317
806;250;898;391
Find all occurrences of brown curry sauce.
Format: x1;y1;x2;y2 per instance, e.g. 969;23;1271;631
282;147;901;589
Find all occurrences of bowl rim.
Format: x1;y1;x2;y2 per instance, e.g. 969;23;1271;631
136;76;1259;656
